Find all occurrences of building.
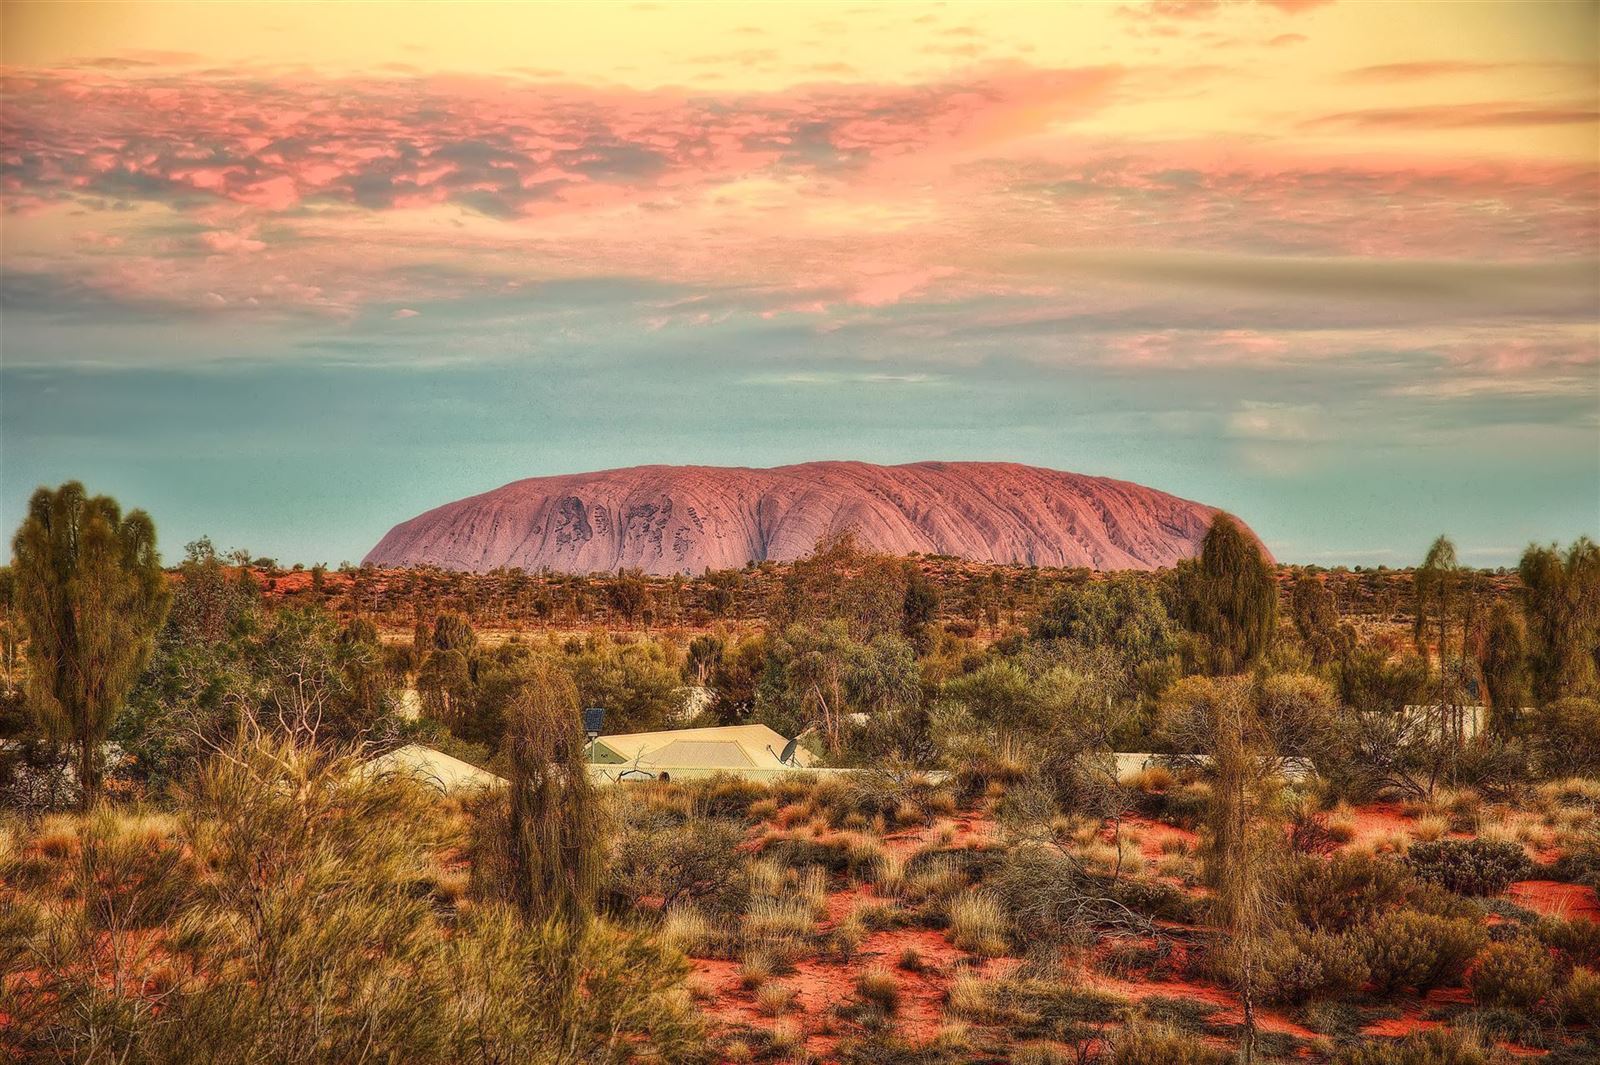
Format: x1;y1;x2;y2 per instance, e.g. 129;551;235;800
586;723;815;783
367;743;505;793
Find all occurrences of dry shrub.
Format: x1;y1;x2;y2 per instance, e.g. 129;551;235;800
1110;1024;1230;1065
1283;852;1416;932
1331;1026;1501;1065
1410;815;1448;843
1361;910;1487;993
662;905;735;959
1560;966;1600;1025
856;965;902;1014
756;981;796;1017
946;970;998;1021
947;890;1008;957
745;898;816;941
1221;929;1369;1006
1468;938;1555;1009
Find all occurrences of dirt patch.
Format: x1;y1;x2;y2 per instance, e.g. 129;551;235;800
1508;879;1600;922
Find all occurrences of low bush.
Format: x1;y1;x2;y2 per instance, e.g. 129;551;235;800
1470;937;1555;1009
947;890;1008;957
1536;914;1600;967
1109;1024;1231;1065
1406;839;1531;896
1361;910;1487;994
1233;930;1369;1005
1332;1026;1501;1065
855;965;902;1014
1284;852;1416;932
1560;966;1600;1026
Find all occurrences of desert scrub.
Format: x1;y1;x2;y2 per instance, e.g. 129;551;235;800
946;890;1008;957
755;981;796;1017
1560;966;1600;1025
1109;1024;1230;1065
1406;838;1531;896
945;970;999;1021
1361;910;1487;993
662;904;736;959
744;897;817;941
1535;914;1600;966
1284;852;1417;932
1331;1026;1502;1065
1220;929;1369;1006
1469;938;1555;1009
855;965;902;1014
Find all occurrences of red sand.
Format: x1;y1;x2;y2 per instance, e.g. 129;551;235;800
1508;880;1600;922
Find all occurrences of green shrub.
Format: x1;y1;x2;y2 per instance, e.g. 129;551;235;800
1285;852;1416;932
1536;914;1600;966
1470;938;1555;1009
1406;839;1531;896
1361;910;1487;993
1235;930;1369;1005
1560;966;1600;1026
1332;1026;1501;1065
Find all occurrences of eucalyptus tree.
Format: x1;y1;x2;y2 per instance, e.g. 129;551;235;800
10;482;170;807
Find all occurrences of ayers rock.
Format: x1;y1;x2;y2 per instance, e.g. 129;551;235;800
364;461;1259;576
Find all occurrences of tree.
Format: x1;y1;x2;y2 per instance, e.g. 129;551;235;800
502;662;602;927
432;612;477;654
1519;538;1600;702
10;483;170;807
1290;574;1353;667
1176;514;1277;674
1413;536;1469;782
1478;602;1532;735
1197;676;1280;1065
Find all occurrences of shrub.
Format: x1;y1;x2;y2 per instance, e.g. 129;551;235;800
856;965;902;1014
1237;930;1369;1005
744;898;816;941
755;981;795;1017
1332;1027;1501;1065
1110;1025;1231;1065
947;890;1008;957
661;905;735;959
1406;839;1531;896
1285;852;1417;932
1534;914;1600;967
1470;938;1555;1009
1560;966;1600;1026
1361;910;1487;993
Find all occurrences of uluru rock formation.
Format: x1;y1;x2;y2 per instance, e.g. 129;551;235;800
364;461;1261;575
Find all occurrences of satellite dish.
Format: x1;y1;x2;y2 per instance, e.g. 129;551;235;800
778;737;799;766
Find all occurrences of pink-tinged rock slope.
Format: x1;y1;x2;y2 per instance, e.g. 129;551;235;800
363;461;1261;575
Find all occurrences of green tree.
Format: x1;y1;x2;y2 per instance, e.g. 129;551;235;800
1413;536;1470;782
1176;514;1277;674
1519;538;1600;702
1197;676;1280;1065
432;611;477;654
1478;601;1532;735
501;662;602;927
1290;574;1352;667
10;483;170;807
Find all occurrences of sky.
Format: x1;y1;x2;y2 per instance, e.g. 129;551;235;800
1;0;1597;568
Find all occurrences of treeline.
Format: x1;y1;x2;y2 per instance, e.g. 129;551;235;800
238;547;1520;637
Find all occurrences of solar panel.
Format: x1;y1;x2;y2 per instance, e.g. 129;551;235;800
582;707;605;738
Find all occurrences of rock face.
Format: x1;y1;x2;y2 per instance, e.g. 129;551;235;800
364;461;1259;575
